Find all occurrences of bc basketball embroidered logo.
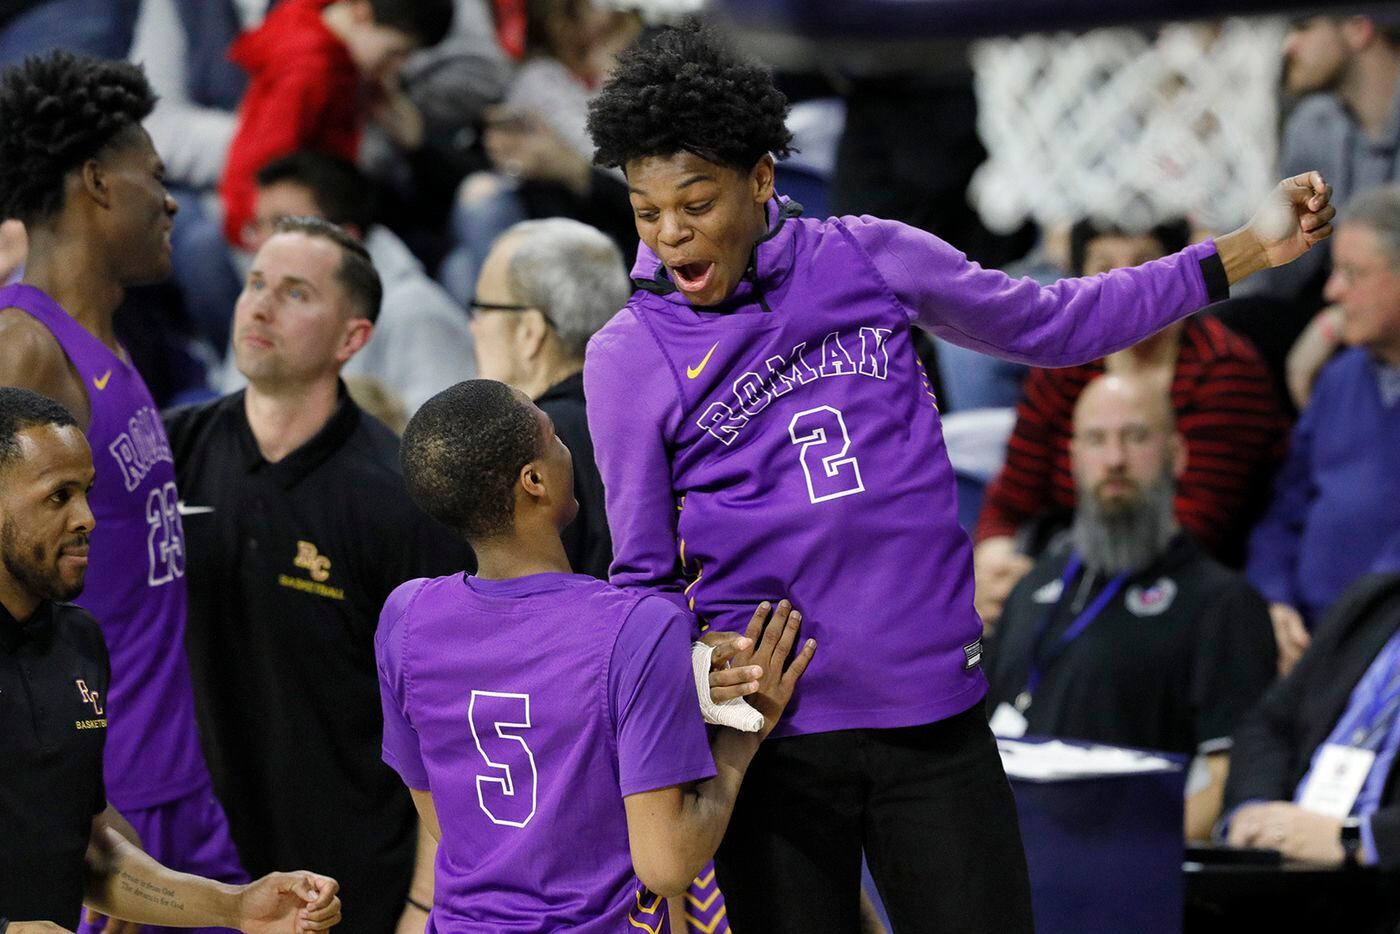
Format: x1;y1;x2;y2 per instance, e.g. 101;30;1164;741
76;679;103;715
279;540;344;600
294;540;332;582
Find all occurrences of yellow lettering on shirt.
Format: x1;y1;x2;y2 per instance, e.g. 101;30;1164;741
278;574;345;601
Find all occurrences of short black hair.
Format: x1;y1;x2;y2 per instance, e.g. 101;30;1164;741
587;22;793;172
0;51;157;225
401;381;542;540
1070;218;1191;277
270;216;383;324
0;387;77;475
369;0;454;48
256;151;376;234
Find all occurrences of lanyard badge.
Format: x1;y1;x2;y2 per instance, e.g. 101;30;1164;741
990;555;1128;737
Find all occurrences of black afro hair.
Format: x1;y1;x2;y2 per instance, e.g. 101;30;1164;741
586;22;793;173
401;381;542;541
0;50;156;224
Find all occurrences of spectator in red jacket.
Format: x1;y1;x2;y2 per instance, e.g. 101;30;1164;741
972;220;1291;628
219;0;453;247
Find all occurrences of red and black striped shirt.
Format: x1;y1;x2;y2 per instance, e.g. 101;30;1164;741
975;315;1291;565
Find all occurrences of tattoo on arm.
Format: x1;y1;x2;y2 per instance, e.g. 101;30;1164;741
116;871;186;913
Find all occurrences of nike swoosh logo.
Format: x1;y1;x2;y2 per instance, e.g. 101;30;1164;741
92;370;112;391
177;502;215;516
686;342;720;380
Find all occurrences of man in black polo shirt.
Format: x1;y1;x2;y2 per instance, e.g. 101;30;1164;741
469;218;630;579
164;218;471;933
983;372;1278;839
0;387;341;932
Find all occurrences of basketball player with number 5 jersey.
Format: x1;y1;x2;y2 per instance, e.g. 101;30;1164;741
582;24;1336;934
380;380;814;932
0;52;245;931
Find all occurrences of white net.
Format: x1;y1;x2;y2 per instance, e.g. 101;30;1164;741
969;18;1287;234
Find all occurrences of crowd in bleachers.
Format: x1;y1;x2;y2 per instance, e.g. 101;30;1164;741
1;1;1400;932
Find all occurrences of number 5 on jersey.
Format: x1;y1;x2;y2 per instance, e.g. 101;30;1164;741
788;405;865;504
469;690;538;828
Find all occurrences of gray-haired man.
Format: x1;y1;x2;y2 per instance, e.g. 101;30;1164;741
1249;185;1400;667
469;218;632;579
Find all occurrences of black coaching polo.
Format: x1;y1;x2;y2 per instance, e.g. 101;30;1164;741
164;387;471;933
0;599;109;928
984;533;1278;756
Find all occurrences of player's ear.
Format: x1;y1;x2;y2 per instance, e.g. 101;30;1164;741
79;159;112;210
520;461;546;498
750;154;775;205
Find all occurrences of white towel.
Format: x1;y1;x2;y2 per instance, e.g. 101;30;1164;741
691;641;765;733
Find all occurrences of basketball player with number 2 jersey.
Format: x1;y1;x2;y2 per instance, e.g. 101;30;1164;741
582;25;1334;933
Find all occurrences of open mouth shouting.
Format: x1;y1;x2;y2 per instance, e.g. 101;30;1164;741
669;259;717;294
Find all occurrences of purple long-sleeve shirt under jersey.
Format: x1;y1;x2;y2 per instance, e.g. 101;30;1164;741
584;198;1229;738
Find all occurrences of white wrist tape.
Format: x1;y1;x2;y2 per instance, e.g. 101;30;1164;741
691;641;764;733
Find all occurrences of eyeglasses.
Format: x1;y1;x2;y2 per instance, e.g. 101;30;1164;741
468;299;557;330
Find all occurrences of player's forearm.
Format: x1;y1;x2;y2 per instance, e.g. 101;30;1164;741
673;730;762;880
1214;227;1270;286
408;816;438;905
84;826;241;928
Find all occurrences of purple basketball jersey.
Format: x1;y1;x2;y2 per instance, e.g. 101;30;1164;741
2;284;209;808
585;199;1221;738
377;572;716;932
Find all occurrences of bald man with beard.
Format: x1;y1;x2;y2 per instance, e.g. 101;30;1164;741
983;373;1278;840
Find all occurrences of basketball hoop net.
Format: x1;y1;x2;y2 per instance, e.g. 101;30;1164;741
970;18;1286;234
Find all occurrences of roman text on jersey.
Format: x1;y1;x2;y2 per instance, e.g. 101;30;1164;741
696;328;890;445
107;406;175;492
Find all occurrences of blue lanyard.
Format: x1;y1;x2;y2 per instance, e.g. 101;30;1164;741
1015;555;1128;713
1351;662;1400;750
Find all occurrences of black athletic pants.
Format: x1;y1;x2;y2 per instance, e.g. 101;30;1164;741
714;704;1034;933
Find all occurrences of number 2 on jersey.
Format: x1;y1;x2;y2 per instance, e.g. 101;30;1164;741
788;405;865;504
469;690;538;828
